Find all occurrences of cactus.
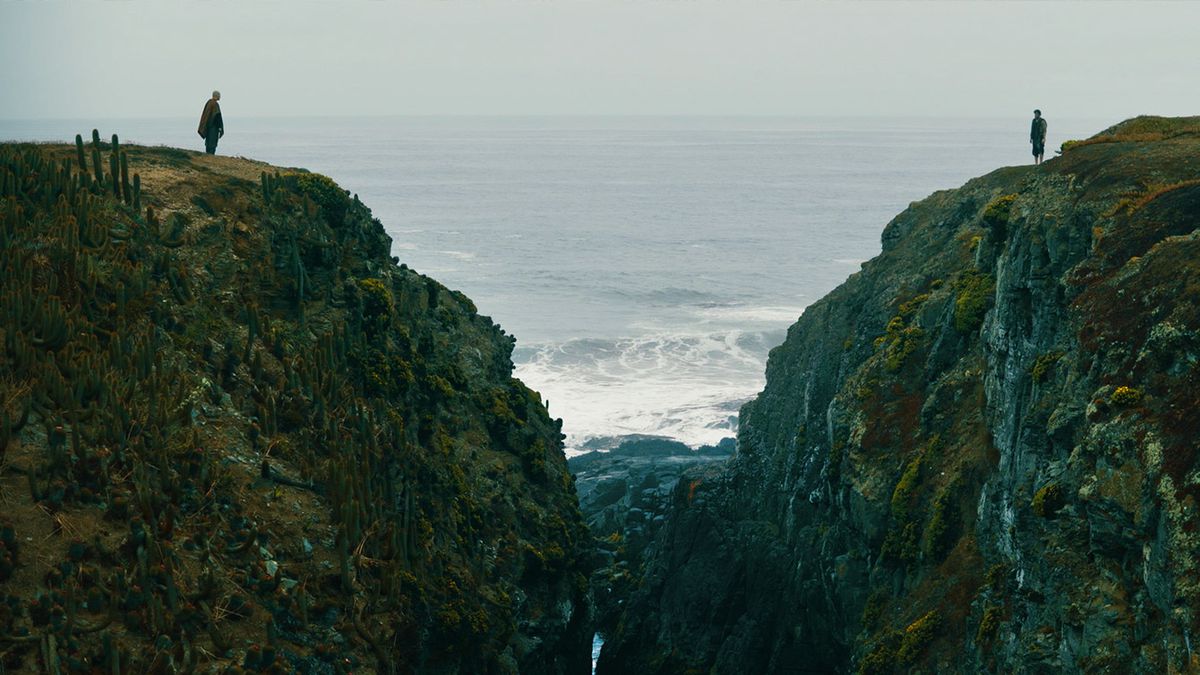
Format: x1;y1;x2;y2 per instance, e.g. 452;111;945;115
119;152;130;204
159;213;185;248
109;152;119;199
166;266;190;303
336;528;354;591
102;631;120;674
132;173;140;211
90;145;104;191
75;134;88;175
243;305;259;363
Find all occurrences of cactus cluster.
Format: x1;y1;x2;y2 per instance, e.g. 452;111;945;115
1;135;586;673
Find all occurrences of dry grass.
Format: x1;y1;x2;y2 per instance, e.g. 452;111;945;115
1060;116;1200;154
1104;179;1200;218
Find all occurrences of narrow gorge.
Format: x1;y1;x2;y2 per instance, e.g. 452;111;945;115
4;115;1200;675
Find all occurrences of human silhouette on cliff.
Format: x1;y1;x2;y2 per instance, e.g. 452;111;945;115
198;91;224;155
1031;109;1047;165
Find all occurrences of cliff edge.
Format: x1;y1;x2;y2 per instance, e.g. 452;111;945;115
599;116;1200;674
0;135;591;673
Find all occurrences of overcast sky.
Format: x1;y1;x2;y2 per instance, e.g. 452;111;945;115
2;1;1197;120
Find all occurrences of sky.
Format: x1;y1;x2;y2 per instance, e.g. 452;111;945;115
2;1;1198;120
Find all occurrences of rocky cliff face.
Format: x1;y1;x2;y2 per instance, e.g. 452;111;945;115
0;136;590;673
569;437;734;641
598;117;1200;674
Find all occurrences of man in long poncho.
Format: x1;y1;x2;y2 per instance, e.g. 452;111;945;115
198;91;225;155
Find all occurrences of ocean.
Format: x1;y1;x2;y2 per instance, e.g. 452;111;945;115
1;115;1107;454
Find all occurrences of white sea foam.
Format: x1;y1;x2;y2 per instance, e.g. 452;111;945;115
690;304;806;325
514;328;783;454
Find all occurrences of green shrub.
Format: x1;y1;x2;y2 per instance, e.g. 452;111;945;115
827;440;844;485
1110;386;1142;406
897;610;939;667
923;488;954;560
982;194;1018;229
881;521;920;564
292;172;350;226
954;272;994;333
860;590;888;629
358;278;394;335
857;641;897;675
985;563;1009;591
884;326;924;372
1031;482;1064;518
1030;351;1065;384
891;456;922;521
897;293;930;318
425;374;456;401
976;604;1003;645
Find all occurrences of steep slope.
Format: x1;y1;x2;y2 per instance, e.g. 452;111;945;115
599;116;1200;674
0;135;591;673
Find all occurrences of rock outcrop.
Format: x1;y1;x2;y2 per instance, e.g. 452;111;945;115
598;116;1200;674
0;136;591;673
570;437;734;639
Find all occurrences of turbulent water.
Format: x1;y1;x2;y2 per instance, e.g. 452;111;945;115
2;115;1105;453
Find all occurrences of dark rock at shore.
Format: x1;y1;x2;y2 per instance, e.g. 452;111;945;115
570;437;734;643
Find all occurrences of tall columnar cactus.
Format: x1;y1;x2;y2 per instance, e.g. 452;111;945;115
109;152;119;199
244;305;260;362
75;134;88;175
109;134;121;199
132;173;141;211
90;145;104;191
119;152;130;204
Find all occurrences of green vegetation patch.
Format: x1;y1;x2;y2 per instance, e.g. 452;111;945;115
985;563;1010;592
896;610;940;667
1110;385;1143;407
891;455;922;521
1031;482;1065;518
922;486;955;560
976;604;1003;645
982;194;1018;229
1030;350;1065;384
292;171;351;226
874;293;931;372
953;272;995;333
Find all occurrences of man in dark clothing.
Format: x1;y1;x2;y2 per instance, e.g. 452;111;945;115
198;91;224;155
1030;109;1047;165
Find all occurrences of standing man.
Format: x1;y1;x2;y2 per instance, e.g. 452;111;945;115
1030;109;1047;165
198;91;224;155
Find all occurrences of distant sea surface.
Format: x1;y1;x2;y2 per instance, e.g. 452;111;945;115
1;115;1107;454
